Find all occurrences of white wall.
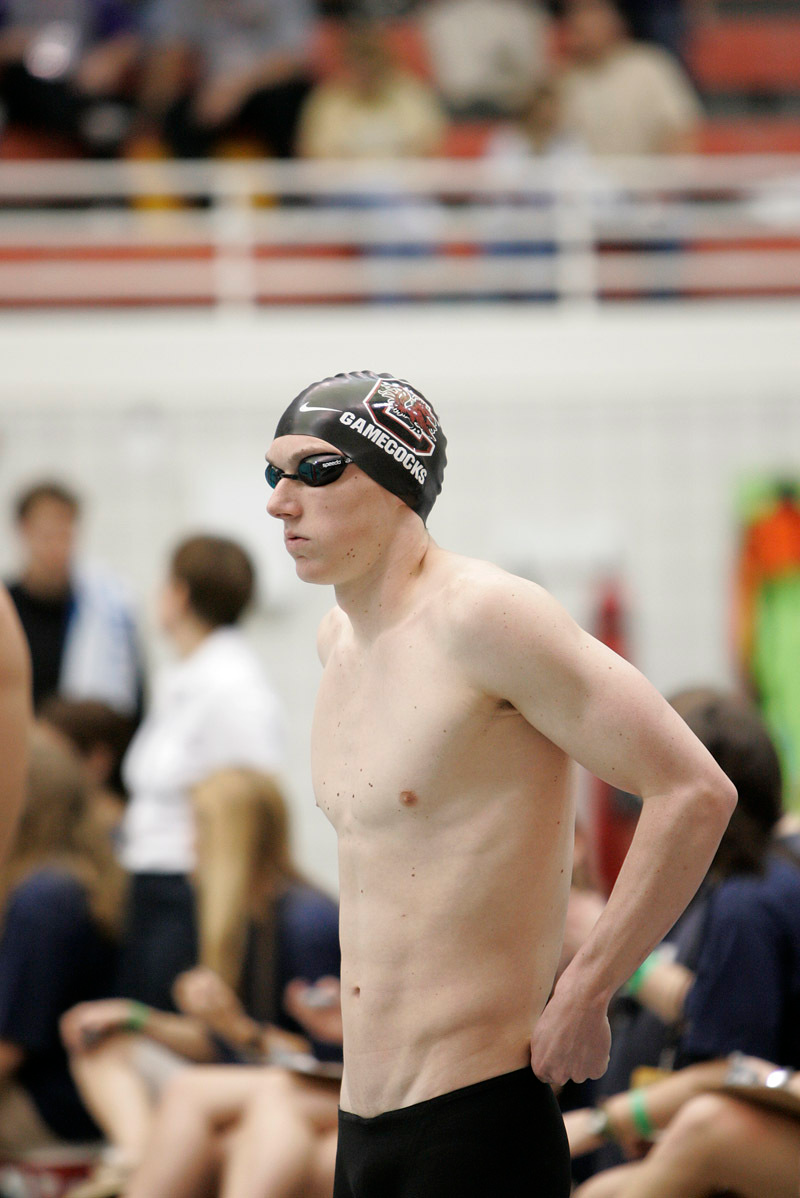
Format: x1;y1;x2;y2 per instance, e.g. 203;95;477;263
2;300;799;892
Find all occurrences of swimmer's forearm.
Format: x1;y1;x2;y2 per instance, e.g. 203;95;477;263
561;778;734;1003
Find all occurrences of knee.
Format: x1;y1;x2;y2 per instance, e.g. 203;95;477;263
651;1090;758;1189
160;1066;202;1114
667;1092;750;1153
240;1069;301;1125
71;1029;134;1074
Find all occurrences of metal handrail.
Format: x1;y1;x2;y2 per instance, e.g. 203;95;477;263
0;155;797;305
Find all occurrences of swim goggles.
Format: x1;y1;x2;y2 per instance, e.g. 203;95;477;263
265;453;353;489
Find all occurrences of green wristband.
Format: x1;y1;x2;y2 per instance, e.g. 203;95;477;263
625;951;661;998
629;1088;656;1140
126;1001;150;1032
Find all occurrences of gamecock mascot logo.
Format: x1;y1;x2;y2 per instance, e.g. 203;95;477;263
365;380;439;457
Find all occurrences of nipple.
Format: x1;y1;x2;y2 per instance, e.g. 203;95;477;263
400;790;419;807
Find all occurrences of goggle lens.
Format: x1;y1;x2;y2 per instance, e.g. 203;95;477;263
265;454;352;490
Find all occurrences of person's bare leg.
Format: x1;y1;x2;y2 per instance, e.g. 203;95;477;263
307;1129;339;1198
608;1092;800;1198
126;1066;278;1198
220;1070;339;1198
69;1033;156;1165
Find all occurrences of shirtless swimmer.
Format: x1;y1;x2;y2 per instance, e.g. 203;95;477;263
265;371;736;1198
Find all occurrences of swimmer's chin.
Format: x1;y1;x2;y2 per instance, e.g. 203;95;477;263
290;554;334;585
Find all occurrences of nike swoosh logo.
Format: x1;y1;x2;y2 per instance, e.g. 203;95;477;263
298;401;341;414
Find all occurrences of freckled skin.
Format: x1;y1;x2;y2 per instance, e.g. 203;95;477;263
309;556;575;1117
266;431;735;1118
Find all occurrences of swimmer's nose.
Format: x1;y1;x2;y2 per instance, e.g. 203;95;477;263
267;477;301;520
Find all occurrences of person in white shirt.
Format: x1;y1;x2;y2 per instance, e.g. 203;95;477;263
117;534;284;1011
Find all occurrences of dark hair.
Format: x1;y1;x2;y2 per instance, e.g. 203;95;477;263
170;535;255;628
14;480;81;523
39;697;135;767
670;688;782;876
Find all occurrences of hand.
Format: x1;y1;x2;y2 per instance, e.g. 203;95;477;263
284;977;343;1045
530;984;611;1087
60;999;136;1054
192;74;249;128
172;966;243;1027
74;37;137;95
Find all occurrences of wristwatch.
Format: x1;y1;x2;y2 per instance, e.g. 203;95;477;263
586;1107;615;1142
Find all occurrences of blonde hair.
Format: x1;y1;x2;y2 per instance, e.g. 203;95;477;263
0;728;126;938
192;768;305;989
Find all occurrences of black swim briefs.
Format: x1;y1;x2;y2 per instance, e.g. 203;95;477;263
333;1066;571;1198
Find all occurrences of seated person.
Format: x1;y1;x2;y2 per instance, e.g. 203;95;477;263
297;20;446;160
590;688;800;1178
0;729;124;1155
557;0;701;156
61;768;340;1192
133;0;316;159
568;1053;800;1197
0;0;140;157
38;696;136;843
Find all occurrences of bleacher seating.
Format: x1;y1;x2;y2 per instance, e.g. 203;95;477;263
687;16;800;95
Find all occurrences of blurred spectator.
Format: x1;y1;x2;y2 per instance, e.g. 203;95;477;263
122;979;343;1198
568;1053;800;1197
61;767;338;1197
0;584;30;870
297;20;446;159
39;696;136;840
0;729;124;1154
419;0;551;119
115;534;284;1013
558;0;702;154
589;688;800;1176
190;768;340;1057
0;0;140;157
6;481;144;718
487;78;585;160
133;0;316;159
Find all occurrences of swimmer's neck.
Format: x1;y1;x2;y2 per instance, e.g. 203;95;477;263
334;525;434;640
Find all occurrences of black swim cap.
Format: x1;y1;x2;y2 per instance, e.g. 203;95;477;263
274;371;447;524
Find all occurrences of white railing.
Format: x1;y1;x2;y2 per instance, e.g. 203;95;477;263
0;155;798;305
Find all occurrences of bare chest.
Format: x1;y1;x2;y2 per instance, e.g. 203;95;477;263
311;632;544;834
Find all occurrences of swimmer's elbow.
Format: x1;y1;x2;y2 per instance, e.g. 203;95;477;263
694;770;737;835
716;774;738;823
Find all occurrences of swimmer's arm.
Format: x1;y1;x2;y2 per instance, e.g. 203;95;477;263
457;574;736;1084
0;586;31;867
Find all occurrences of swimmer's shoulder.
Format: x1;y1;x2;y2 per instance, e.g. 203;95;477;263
432;551;557;638
317;605;348;666
428;551;581;679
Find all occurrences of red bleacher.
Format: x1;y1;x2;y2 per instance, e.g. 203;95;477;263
687;16;800;93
